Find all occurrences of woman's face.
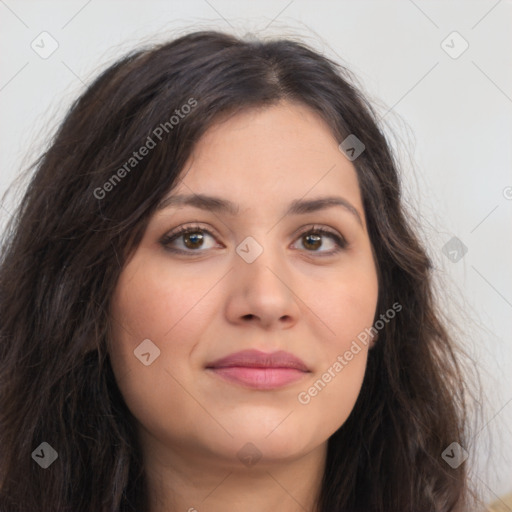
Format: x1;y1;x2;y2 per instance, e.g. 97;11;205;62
109;101;379;469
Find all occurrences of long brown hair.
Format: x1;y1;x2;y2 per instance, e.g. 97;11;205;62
0;29;482;511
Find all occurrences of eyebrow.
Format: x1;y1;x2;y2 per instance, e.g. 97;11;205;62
157;193;363;226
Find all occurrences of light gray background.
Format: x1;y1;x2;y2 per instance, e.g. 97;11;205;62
1;0;511;505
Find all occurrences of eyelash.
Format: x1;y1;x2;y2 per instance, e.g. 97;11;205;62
160;224;348;256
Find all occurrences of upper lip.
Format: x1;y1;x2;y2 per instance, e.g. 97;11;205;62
206;349;310;372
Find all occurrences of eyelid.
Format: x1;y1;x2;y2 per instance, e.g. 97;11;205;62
293;224;344;241
160;223;221;251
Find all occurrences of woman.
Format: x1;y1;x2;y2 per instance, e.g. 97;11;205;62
0;30;482;511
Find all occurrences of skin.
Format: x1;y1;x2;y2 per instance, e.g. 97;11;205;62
108;100;379;512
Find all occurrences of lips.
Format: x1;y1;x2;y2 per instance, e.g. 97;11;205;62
205;349;310;390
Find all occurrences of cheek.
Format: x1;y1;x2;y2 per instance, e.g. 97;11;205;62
109;251;217;344
107;258;215;444
294;257;378;424
334;280;378;343
107;255;208;401
307;255;379;351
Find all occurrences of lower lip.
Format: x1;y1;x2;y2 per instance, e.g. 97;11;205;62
208;366;308;390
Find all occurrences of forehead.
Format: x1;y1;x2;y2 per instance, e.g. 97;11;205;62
173;101;363;212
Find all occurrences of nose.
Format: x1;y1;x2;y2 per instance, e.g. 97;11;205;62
224;243;301;330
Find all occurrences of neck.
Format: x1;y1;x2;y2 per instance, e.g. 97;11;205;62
142;435;327;512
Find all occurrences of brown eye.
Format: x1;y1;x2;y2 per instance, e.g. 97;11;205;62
293;227;347;255
182;231;205;249
302;233;322;251
161;226;218;253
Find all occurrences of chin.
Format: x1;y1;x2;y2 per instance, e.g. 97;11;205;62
219;422;324;466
